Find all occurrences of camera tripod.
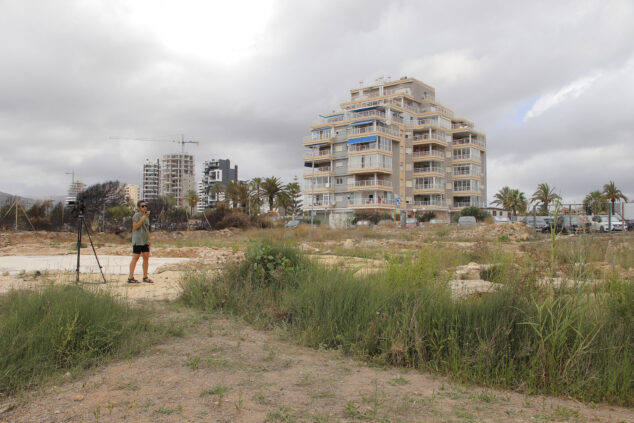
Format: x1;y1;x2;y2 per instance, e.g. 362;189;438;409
74;210;107;284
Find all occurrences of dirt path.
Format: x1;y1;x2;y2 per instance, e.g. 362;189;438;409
2;307;631;423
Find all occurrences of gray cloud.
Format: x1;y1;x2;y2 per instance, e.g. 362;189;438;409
0;0;632;203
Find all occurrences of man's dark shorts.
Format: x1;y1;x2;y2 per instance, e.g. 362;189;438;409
133;244;150;254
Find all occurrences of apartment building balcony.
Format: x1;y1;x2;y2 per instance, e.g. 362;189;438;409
452;137;486;150
349;198;395;209
304;202;335;210
452;189;482;197
452;155;481;165
348;178;393;191
412;197;447;208
452;170;482;179
451;121;474;130
303;166;333;178
304;186;335;194
452;197;482;208
348;165;392;175
412;134;449;148
412;166;444;177
303;150;333;162
346;125;401;139
349;109;386;121
413;183;445;195
303;132;335;146
347;138;393;155
412;150;445;160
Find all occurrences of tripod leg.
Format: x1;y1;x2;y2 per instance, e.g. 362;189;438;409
76;216;83;282
83;219;107;284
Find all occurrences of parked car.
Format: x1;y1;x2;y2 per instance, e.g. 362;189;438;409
428;219;445;224
458;216;476;226
591;215;624;232
626;219;634;231
405;218;417;228
569;215;591;233
284;219;301;228
493;216;510;224
541;217;568;234
524;216;549;231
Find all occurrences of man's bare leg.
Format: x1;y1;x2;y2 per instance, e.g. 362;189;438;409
141;251;150;279
129;254;140;279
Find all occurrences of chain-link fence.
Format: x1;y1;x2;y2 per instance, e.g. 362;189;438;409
514;201;632;233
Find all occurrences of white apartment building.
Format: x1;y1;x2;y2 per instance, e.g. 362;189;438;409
303;77;487;226
160;154;195;207
142;159;161;201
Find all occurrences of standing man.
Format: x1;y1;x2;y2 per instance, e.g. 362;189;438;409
128;200;153;283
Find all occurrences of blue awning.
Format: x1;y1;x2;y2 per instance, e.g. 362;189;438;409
311;127;331;132
351;106;378;112
349;120;374;127
348;136;377;144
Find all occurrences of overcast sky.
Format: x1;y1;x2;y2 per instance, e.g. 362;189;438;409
1;0;632;204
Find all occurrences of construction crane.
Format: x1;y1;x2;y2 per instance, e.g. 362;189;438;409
110;134;200;206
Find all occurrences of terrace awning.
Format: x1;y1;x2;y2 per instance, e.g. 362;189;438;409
311;127;331;132
348;135;377;144
351;106;378;112
349;120;374;127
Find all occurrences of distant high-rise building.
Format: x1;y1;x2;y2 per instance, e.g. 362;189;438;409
303;76;487;227
161;154;195;207
124;184;140;206
198;159;238;212
65;179;86;205
142;159;161;201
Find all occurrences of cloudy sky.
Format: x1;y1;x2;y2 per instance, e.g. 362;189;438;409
1;0;633;204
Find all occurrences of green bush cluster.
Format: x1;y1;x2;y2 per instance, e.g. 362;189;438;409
0;286;157;395
181;239;633;405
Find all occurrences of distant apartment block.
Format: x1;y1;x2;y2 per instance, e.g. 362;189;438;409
142;159;161;201
160;154;195;207
303;76;487;226
124;184;140;206
197;159;238;212
65;179;86;205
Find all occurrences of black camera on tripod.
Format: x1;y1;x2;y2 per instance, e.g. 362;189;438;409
68;199;86;218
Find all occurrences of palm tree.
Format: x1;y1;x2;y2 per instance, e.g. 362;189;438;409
531;183;561;215
262;176;283;212
491;187;527;216
509;189;527;216
185;190;199;216
602;181;628;214
583;190;608;215
491;186;513;210
248;177;264;216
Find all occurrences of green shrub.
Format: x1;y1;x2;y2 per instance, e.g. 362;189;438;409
0;286;158;395
180;240;633;405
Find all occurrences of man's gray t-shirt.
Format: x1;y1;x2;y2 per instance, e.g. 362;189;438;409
132;212;149;246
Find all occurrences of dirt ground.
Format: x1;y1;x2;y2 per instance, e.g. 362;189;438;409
1;230;633;422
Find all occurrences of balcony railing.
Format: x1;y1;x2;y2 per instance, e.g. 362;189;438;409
351;110;386;119
351;198;395;206
453;169;480;176
415;183;444;190
412;198;446;207
413;167;443;174
348;143;392;153
352;179;392;187
413;133;448;141
413;150;444;159
453;185;480;192
304;150;332;159
303;132;333;142
452;138;485;147
453;154;480;161
454;201;479;207
452;122;474;129
347;125;400;137
305;166;332;173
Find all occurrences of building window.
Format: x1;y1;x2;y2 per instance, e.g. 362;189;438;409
335;177;344;185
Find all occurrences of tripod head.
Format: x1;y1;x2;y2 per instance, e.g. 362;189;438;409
68;199;86;219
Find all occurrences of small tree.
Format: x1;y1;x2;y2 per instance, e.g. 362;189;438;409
285;177;303;218
583;190;608;215
185;190;199;216
459;206;490;222
531;183;561;215
602;181;628;214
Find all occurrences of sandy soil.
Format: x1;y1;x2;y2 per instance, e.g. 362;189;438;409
1;230;632;422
